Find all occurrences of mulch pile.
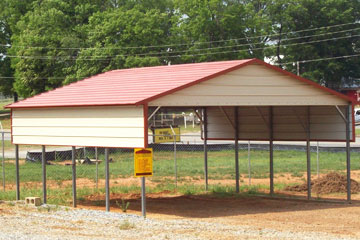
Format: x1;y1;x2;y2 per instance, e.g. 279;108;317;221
285;172;360;194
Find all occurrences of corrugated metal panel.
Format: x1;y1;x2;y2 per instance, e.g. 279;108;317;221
206;106;353;141
149;64;348;106
12;106;145;148
7;60;252;108
7;59;353;108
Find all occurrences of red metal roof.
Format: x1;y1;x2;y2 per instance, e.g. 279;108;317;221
6;58;354;108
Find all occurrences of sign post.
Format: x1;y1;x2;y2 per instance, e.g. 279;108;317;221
134;148;153;218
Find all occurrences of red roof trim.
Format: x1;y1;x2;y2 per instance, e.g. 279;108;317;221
139;58;354;105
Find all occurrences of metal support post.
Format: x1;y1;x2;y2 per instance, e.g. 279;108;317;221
203;108;208;191
269;107;274;196
317;142;319;179
72;146;77;207
174;136;177;188
95;147;98;189
306;107;311;200
346;105;351;203
42;145;47;204
105;148;110;212
15;144;20;200
2;132;5;191
234;107;239;193
141;177;146;218
248;141;251;185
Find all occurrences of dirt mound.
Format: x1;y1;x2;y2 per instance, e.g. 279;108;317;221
285;172;360;194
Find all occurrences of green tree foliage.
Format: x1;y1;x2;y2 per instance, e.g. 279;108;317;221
0;0;359;97
269;0;360;87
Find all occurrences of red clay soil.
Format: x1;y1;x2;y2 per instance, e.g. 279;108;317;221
285;172;360;194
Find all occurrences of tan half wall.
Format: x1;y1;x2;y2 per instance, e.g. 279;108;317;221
11;105;146;148
206;106;353;141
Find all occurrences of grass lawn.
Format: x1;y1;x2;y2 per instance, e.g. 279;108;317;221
0;100;12;114
0;148;358;205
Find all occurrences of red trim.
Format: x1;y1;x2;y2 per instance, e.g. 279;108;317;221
6;103;137;109
143;104;149;148
10;109;13;144
10;142;145;149
137;58;355;105
205;137;356;143
352;104;355;141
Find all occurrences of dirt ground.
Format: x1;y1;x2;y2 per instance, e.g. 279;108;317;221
3;171;360;239
76;192;360;239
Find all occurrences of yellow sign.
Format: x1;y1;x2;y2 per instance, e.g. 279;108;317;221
154;127;180;143
134;148;153;177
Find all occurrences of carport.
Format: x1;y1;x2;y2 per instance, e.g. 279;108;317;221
7;58;356;212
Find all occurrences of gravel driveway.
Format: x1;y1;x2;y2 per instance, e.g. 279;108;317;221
0;201;356;240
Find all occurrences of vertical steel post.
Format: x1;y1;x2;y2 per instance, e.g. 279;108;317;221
15;144;20;200
346;105;351;203
42;145;47;204
203;108;208;191
105;148;110;212
141;177;146;218
95;147;98;189
269;107;274;196
72;146;77;207
306;107;311;200
234;107;239;193
248;141;251;185
174;135;177;188
2;132;5;191
317;142;320;179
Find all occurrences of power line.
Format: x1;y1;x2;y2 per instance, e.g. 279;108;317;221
1;22;359;51
4;34;360;61
1;54;359;81
277;54;360;65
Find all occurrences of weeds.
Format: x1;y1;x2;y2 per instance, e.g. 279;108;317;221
116;199;130;213
119;220;135;230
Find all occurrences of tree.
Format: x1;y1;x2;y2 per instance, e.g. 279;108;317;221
269;0;360;88
65;2;174;84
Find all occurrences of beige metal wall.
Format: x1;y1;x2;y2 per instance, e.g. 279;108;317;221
12;106;145;148
206;106;353;141
149;63;348;106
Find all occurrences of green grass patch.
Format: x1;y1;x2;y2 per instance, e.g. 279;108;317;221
0;148;359;204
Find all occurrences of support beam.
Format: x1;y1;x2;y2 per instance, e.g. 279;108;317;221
219;106;235;130
42;145;47;204
71;146;77;208
147;106;161;121
234;107;239;193
141;177;146;218
105;148;110;212
203;108;208;191
346;104;351;203
15;144;20;200
269;107;274;196
306;107;311;200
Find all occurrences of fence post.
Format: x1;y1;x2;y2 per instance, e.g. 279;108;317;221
105;148;110;212
95;147;98;189
174;134;177;188
15;144;20;200
317;142;319;179
72;146;77;208
42;145;47;204
248;140;251;185
2;131;5;191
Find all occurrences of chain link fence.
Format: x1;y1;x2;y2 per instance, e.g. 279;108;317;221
1;131;359;205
